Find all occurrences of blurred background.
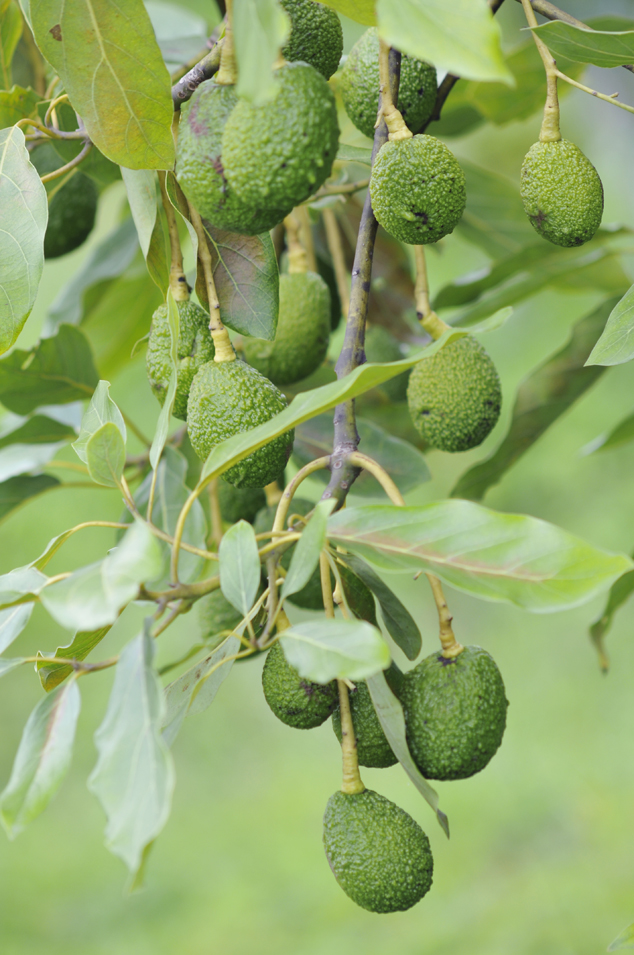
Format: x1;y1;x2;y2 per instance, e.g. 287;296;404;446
3;2;634;952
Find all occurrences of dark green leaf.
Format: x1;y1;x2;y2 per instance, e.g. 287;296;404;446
0;415;75;450
37;626;111;691
338;564;377;626
281;499;334;601
219;520;261;616
0;603;32;654
233;0;290;104
533;20;634;68
280;619;391;683
586;282;634;367
589;558;634;673
0;473;59;522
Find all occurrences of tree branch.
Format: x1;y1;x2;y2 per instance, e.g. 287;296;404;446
172;40;224;107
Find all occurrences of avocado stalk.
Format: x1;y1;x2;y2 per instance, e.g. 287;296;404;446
188;201;236;362
283;210;309;274
378;38;412;142
215;0;237;87
520;0;561;143
414;245;449;341
159;171;190;302
426;573;464;659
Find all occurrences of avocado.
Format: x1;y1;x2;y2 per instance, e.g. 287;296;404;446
254;498;324;610
407;335;501;452
194;587;243;646
331;665;403;769
280;0;343;80
31;143;98;259
262;642;338;728
370;134;466;245
146;300;215;420
341;28;437;140
400;645;508;780
364;326;410;402
216;481;266;525
243;272;331;386
520;139;603;247
187;359;294;487
323;788;433;912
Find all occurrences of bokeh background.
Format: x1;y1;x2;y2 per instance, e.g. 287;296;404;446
3;2;634;952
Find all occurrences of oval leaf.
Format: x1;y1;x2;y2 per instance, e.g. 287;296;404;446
219;519;261;616
280;619;391;683
533;20;634;68
586;283;634;366
86;421;126;488
0;602;32;654
121;168;169;292
73;380;126;465
281;499;335;601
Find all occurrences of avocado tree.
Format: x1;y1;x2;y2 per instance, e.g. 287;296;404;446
1;0;634;930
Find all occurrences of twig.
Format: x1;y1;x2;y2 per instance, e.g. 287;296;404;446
39;140;93;184
555;70;634;116
172;40;224;106
312;178;370;200
322;207;350;322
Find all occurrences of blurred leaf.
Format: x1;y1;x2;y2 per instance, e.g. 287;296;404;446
88;626;174;875
121;168;169;292
1;4;23;87
73;380;126;464
219;520;261;616
452;298;616;501
586;410;634;454
376;0;513;85
337;552;421;660
319;0;375;25
588;560;634;673
338;564;377;626
281;499;335;601
336;143;372;165
233;0;290;104
0;126;47;356
456;161;537;259
0;657;25;677
0;603;32;654
327;502;634;613
608;921;634;951
0;324;98;414
280;619;391;683
0;85;40;128
429;82;484;138
366;670;449;836
586;282;634;367
144;0;207;68
0;473;59;522
40;521;164;631
31;0;175;169
0;679;80;838
85;422;126;488
37;626;111;691
533;20;634;68
293;414;430;498
0;414;75;449
0;416;73;481
149;291;179;471
0;565;48;607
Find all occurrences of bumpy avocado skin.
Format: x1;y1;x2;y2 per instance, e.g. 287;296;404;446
194;588;243;646
364;326;410;402
341;28;437;139
401;645;508;781
187;359;294;487
262;642;338;728
520;139;603;247
146;301;215;420
407;336;501;453
323;789;433;912
332;671;400;769
370;135;466;245
222;63;339;215
31;144;98;258
217;481;266;525
176;83;285;235
280;0;343;80
243;272;331;386
254;498;323;610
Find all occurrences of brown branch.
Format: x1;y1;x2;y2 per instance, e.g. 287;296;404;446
171;40;224;107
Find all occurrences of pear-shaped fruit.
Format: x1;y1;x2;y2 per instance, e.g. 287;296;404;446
146;300;214;420
280;0;343;80
262;642;338;729
31;143;98;259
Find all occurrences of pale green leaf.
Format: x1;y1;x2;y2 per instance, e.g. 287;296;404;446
281;499;335;601
319;0;375;26
0;603;32;654
73;380;126;464
37;626;111;691
0;565;48;607
336;143;372;165
233;0;290;103
586;283;634;366
533;20;634;69
609;922;634;951
589;563;634;673
586;410;634;454
219;520;261;616
149;291;179;471
85;422;126;488
0;657;26;677
280;619;391;683
121;168;169;292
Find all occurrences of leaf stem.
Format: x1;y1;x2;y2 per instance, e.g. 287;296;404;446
322;207;350;324
187;202;234;361
347;451;405;507
272;456;332;533
39;140;93;184
425;574;463;658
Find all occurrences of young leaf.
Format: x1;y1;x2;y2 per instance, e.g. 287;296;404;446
85;423;126;488
452;298;615;501
366;671;449;837
608;921;634;951
337;553;421;661
219;520;261;616
233;0;290;104
588;562;634;673
149;291;179;471
0;125;47;355
88;626;174;874
376;0;513;85
586;283;634;366
280;619;391;683
319;0;375;25
73;380;126;464
31;0;175;169
281;500;335;601
37;626;111;691
0;679;81;838
121;168;169;293
532;21;634;68
0;324;98;414
0;473;60;523
327;502;633;613
0;603;32;654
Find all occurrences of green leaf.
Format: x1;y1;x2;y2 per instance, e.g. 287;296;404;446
88;626;174;874
280;619;391;683
233;0;290;105
219;520;261;616
532;20;634;69
0;473;59;522
337;553;421;660
145;1;208;69
30;0;175;169
121;168;169;293
0;85;40;129
40;521;164;631
0;324;98;414
0;125;47;356
0;428;71;482
586;410;634;454
608;922;634;951
455;161;538;259
327;502;634;613
338;564;377;626
46;101;121;190
281;499;335;601
366;671;449;836
319;0;375;25
73;380;126;466
37;626;111;691
0;603;32;654
292;414;430;498
376;0;513;85
85;422;126;488
1;2;23;87
0;414;75;451
149;291;179;471
0;679;80;838
588;560;634;673
586;282;634;367
452;299;616;501
0;565;48;607
336;143;373;165
0;657;26;677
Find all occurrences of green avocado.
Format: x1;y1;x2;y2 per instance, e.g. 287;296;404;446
243;272;331;386
331;664;403;768
280;0;343;80
262;642;338;728
176;82;286;235
146;300;215;421
407;336;501;453
254;498;323;610
341;28;437;140
323;788;433;912
194;588;243;646
370;134;466;245
364;326;410;402
520;139;604;247
217;481;266;525
400;645;508;780
31;143;98;259
222;63;339;218
187;359;294;487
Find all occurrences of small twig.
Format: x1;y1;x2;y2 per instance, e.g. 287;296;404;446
311;178;370;200
172;39;224;106
188;202;234;360
323;207;350;322
39;140;93;184
555;70;634;115
425;574;463;659
295;204;317;273
43;93;70;130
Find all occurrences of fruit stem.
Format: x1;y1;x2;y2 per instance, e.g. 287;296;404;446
322;207;350;322
187;201;235;362
520;0;561;142
414;246;449;341
284;211;309;274
215;1;237;86
264;480;283;507
378;39;412;142
426;573;464;659
159;172;189;301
